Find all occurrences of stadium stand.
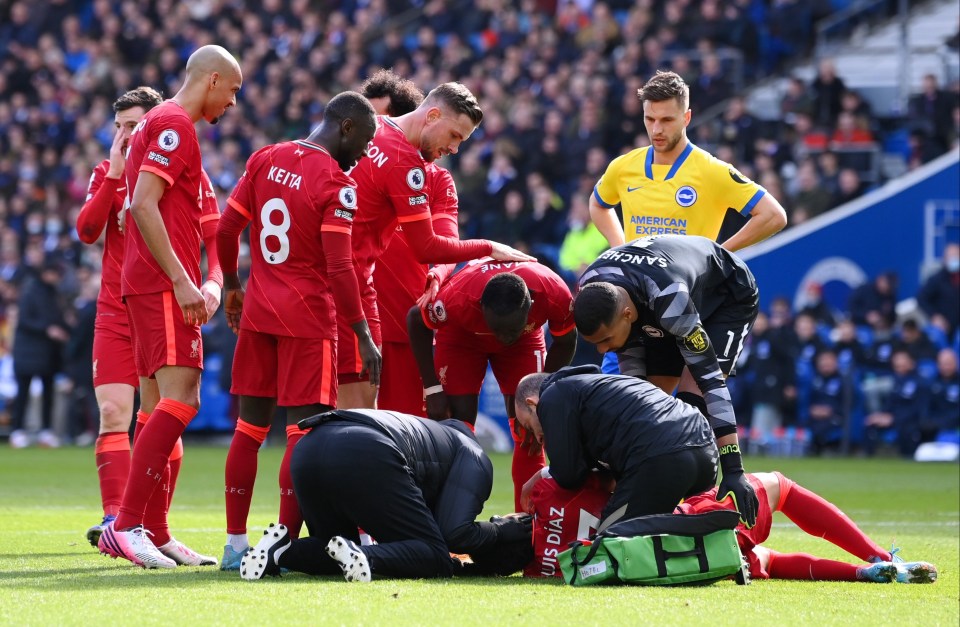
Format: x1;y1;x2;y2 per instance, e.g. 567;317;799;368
1;0;957;454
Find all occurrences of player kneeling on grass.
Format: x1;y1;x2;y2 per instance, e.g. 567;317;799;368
240;409;531;582
525;471;937;584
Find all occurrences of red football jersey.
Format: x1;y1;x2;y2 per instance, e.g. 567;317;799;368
350;116;434;290
422;260;576;338
525;475;610;578
84;159;126;316
200;168;220;224
122;100;204;296
375;163;459;342
226;140;359;339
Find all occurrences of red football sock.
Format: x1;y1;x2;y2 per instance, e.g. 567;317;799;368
95;432;131;517
225;419;270;535
114;399;196;531
777;475;890;562
510;418;545;513
132;410;150;446
167;438;183;510
766;550;862;581
278;425;306;539
143;463;172;546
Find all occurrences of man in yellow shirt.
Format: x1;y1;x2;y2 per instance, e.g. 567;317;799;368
587;70;787;420
590;71;787;252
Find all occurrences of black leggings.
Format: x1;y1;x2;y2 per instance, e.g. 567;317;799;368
598;444;719;533
11;373;54;432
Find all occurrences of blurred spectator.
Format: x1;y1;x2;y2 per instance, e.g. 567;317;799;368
790;160;832;221
10;260;69;448
928;348;960;433
832;319;869;373
894;319;939;364
830;112;874;146
691;52;731;110
809;58;847;128
717;96;758;164
816;150;841;198
849;272;897;329
780;76;814;126
745;311;797;452
64;270;97;445
558;194;607;281
864;349;929;457
796;282;838;327
806;349;847;455
832;168;866;206
917;242;960;337
791;312;828;371
907;74;956;154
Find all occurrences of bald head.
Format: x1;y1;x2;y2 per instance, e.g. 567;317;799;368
178;45;242;124
186;45;241;78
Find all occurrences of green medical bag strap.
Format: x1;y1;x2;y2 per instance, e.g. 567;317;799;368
651;535;709;577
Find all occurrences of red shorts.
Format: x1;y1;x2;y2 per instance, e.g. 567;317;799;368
125;291;203;378
92;313;138;387
676;473;775;579
434;327;546;396
377;340;425;416
231;328;337;407
335;292;381;384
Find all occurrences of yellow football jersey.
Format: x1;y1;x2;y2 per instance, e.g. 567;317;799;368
593;143;766;240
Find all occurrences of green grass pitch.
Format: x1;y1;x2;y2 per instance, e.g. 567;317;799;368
1;446;957;626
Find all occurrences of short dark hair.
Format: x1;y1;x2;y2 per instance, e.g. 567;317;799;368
360;69;424;116
574;282;620;336
515;372;549;404
637;71;689;111
480;273;530;317
113;86;163;113
324;91;376;124
424;82;483;125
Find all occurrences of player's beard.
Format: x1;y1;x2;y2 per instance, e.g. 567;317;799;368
653;130;682;155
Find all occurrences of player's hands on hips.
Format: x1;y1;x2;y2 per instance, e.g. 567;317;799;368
717;471;758;528
357;335;382;387
519;469;544;514
173;278;208;326
488;241;536;262
223;287;244;334
200;280;222;320
425;389;451;421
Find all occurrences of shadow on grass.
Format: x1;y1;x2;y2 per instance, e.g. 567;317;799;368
0;562;566;590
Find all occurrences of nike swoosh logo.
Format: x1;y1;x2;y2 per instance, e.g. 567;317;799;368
717;358;731;363
627;185;644;192
97;463;111;471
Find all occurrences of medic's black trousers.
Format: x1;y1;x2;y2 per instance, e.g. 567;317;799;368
278;422;460;579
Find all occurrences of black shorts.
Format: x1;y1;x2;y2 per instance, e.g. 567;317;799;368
617;291;758;379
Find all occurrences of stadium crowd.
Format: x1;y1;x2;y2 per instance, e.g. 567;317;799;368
1;0;958;461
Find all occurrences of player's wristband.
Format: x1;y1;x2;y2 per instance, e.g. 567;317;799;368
718;444;744;475
423;385;444;397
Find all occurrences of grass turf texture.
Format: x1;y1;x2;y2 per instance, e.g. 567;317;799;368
1;447;957;626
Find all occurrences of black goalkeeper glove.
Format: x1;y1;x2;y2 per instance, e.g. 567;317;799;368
489;514;532;544
716;443;758;528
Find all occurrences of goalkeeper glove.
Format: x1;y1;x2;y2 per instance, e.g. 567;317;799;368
716;443;758;528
